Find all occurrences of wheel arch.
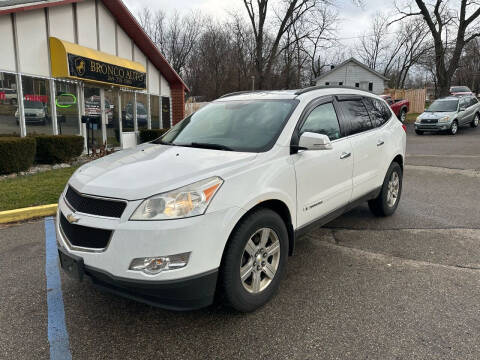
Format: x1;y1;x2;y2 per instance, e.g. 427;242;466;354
224;199;295;260
392;153;404;171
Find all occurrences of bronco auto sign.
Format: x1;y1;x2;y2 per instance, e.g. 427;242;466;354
67;54;146;89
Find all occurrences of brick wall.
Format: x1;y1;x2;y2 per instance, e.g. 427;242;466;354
171;85;185;125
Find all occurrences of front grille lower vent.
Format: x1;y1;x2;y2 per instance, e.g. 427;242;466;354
65;186;126;218
60;212;112;249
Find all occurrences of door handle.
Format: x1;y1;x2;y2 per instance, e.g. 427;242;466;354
340;152;351;159
377;139;385;147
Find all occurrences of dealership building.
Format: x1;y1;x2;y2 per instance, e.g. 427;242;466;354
0;0;188;149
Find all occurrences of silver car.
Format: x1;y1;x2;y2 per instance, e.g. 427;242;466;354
415;96;480;135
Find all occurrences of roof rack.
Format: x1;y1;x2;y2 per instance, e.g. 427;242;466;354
294;85;373;96
218;90;258;99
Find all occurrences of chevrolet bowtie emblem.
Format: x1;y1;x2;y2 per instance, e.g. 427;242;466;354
66;213;80;224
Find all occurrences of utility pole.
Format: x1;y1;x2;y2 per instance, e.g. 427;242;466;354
251;76;255;91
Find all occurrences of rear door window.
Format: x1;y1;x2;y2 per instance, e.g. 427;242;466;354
338;99;373;135
470;97;479;107
364;97;391;127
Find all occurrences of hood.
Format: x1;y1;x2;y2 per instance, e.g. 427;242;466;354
69;144;257;200
419;111;456;119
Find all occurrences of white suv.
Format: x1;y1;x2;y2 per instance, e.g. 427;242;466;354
57;87;406;312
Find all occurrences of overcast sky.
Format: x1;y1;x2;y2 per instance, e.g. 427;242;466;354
123;0;396;46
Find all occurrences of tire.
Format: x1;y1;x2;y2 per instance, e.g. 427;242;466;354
471;113;479;128
399;109;407;123
10;99;17;105
368;162;403;217
221;208;288;312
415;130;423;135
449;120;458;135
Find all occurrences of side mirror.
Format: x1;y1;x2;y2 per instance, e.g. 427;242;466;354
298;132;333;150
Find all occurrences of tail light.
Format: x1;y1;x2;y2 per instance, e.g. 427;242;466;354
402;124;407;132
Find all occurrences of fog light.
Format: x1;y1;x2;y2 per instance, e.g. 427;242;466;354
129;252;190;275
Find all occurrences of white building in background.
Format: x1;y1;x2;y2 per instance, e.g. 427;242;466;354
315;57;389;95
0;0;188;150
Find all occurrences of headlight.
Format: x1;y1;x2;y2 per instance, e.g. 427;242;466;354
130;176;223;220
438;116;450;123
416;116;421;122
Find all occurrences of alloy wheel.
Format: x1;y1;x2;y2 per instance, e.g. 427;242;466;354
240;227;280;294
475;115;479;127
386;171;400;208
451;122;458;134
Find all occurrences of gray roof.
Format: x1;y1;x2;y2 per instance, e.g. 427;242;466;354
315;57;389;82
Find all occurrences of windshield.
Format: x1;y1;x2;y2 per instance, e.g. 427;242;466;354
451;86;470;92
426;99;458;112
24;101;43;109
157;99;298;152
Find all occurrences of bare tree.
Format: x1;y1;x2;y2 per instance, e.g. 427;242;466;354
394;0;480;96
356;13;390;71
242;0;323;89
137;9;204;76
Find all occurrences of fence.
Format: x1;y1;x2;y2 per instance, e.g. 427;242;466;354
185;101;208;116
384;88;427;114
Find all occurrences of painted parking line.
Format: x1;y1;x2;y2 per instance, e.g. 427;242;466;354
45;217;72;360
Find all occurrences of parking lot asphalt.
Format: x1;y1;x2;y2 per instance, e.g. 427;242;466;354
1;123;479;359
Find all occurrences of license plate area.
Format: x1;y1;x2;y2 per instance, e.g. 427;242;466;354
58;249;84;281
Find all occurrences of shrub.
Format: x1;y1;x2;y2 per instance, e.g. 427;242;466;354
0;137;36;174
32;135;84;164
139;129;169;143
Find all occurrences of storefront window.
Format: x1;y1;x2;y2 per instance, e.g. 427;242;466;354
55;81;79;135
104;88;120;147
161;96;171;128
84;86;102;149
21;76;52;135
151;95;160;129
121;91;135;132
136;93;148;130
0;72;20;135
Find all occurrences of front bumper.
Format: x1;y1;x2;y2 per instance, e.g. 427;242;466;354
59;248;218;310
56;193;244;309
414;122;451;131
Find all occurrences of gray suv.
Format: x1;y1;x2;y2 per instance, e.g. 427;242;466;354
415;96;480;135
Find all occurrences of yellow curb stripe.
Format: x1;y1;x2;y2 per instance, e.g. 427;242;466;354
0;204;58;224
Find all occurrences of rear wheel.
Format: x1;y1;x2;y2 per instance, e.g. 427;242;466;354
368;162;403;217
449;120;458;135
221;208;288;312
399;109;407;122
471;113;479;128
415;130;423;135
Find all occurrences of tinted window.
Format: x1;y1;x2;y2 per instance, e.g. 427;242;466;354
459;97;470;109
300;102;341;140
159;100;297;152
364;97;391;127
340;100;373;134
470;97;478;107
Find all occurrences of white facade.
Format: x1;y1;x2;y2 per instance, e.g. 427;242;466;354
315;58;387;95
0;0;174;147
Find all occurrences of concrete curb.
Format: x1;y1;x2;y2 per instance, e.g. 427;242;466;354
0;204;57;224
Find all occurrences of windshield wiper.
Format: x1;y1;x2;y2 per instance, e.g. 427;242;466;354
187;142;233;151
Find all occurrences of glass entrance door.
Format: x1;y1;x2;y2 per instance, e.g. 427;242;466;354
84;86;102;150
104;87;120;148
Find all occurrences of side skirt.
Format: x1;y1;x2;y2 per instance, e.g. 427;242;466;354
294;187;381;240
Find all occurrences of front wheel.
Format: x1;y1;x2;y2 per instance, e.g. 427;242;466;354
449;120;458;135
415;130;423;135
471;113;479;128
221;208;288;312
368;162;403;217
399;109;407;123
